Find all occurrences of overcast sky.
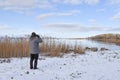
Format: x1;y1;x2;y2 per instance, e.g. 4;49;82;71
0;0;120;38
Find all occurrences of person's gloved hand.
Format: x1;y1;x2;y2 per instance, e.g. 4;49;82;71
36;34;40;38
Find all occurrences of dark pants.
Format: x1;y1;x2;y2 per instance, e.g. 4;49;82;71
30;54;38;69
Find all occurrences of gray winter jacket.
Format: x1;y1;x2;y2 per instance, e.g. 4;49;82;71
29;37;42;54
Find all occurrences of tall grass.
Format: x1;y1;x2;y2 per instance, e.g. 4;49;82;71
0;37;29;58
0;36;85;58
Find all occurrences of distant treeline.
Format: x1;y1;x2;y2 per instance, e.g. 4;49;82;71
89;33;120;39
88;33;120;45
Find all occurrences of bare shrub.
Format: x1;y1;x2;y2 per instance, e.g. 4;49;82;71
73;44;85;54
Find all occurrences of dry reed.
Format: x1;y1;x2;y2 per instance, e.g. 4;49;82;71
0;36;85;58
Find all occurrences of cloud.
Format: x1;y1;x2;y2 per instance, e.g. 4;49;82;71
0;0;52;12
88;19;97;24
45;23;79;28
0;0;100;13
109;0;120;4
53;0;99;5
84;0;99;5
110;27;120;31
58;10;80;16
108;0;120;20
111;12;120;21
109;27;120;31
44;23;81;32
64;0;83;5
43;23;115;32
52;0;83;5
108;0;120;10
37;13;55;20
97;8;106;12
0;24;12;30
37;10;80;20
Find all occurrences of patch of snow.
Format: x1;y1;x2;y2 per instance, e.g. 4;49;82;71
0;50;120;80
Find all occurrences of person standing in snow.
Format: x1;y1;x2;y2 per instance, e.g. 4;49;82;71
29;32;43;69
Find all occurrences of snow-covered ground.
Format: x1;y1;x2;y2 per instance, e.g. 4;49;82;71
0;50;120;80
